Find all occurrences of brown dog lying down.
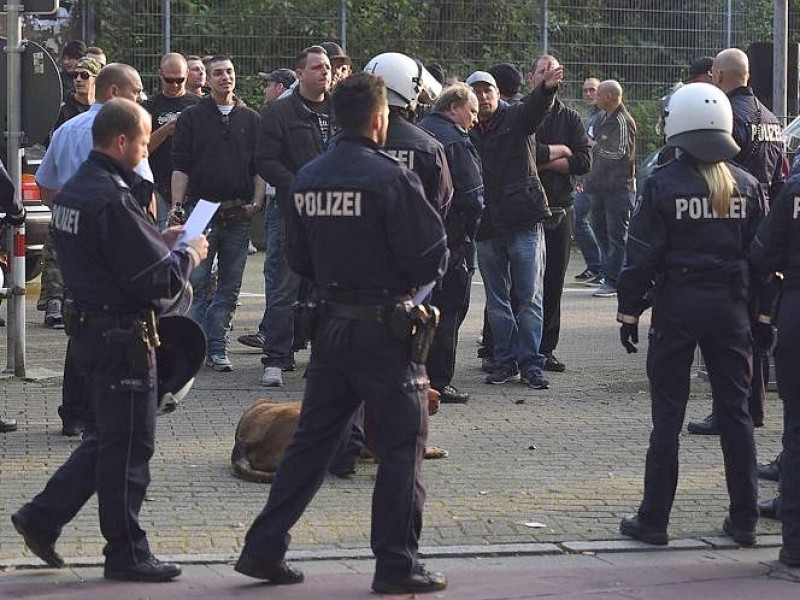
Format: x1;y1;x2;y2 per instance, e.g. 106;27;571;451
231;389;445;483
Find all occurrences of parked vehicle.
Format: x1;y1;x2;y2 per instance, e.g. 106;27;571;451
0;146;51;282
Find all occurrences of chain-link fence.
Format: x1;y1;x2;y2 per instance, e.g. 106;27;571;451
4;0;799;160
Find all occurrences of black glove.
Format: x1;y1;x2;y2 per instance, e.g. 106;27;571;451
752;321;775;353
3;208;26;227
620;322;639;354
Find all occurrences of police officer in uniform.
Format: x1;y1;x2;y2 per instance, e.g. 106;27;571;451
364;52;453;217
616;83;764;546
750;168;800;567
11;99;208;582
234;73;449;595
688;47;786;435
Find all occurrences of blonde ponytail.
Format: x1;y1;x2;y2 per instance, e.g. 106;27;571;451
696;161;736;217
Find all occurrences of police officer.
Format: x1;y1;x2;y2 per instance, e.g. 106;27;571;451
750;168;800;567
364;52;454;217
234;73;449;595
11;99;208;582
688;47;786;435
0;158;25;431
616;83;764;546
419;83;484;403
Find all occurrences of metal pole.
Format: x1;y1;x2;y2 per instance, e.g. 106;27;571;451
773;0;787;124
542;0;549;54
726;0;732;48
163;0;172;54
5;1;26;377
339;0;347;51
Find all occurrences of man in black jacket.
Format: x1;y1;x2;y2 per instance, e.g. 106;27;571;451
171;55;261;372
256;46;335;388
529;55;591;371
419;83;484;403
467;65;562;389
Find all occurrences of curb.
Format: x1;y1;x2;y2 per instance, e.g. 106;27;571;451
1;535;784;570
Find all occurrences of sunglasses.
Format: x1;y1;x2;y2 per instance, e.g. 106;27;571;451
71;71;93;80
162;76;186;85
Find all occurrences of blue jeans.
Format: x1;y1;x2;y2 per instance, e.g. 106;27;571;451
188;217;251;356
589;190;634;287
573;191;601;273
477;225;546;375
261;201;301;368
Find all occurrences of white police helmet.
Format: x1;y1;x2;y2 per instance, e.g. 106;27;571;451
363;52;442;109
664;82;740;162
155;315;206;416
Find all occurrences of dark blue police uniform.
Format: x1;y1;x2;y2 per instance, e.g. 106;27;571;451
728;85;786;424
239;132;448;582
618;155;764;535
15;151;196;570
383;111;453;218
750;172;800;558
418;111;484;393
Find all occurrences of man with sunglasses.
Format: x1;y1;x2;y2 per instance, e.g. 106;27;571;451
51;57;102;135
142;53;199;229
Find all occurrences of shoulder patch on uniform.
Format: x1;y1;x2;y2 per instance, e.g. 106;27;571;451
377;150;402;165
110;174;130;190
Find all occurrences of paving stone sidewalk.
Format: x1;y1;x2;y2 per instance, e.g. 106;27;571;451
0;250;784;566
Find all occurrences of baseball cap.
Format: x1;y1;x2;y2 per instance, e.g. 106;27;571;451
466;70;498;88
488;63;523;96
75;57;102;77
321;41;352;65
258;68;297;88
685;56;714;82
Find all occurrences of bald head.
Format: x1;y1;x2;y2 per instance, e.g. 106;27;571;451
596;79;623;113
712;48;749;92
96;63;143;103
159;52;189;97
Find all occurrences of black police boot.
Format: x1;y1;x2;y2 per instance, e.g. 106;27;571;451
437;384;469;404
759;496;781;520
758;452;782;482
619;515;668;545
61;421;83;437
104;556;182;582
723;517;756;547
687;413;719;435
372;564;447;594
779;547;800;568
542;352;566;372
234;553;304;584
11;512;64;568
0;416;17;433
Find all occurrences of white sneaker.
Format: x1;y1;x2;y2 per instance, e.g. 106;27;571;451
206;353;233;372
261;366;283;387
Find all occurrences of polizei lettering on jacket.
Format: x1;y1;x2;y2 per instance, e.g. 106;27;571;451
674;196;747;219
51;204;81;234
294;190;362;217
794;196;800;219
383;149;415;170
749;123;783;143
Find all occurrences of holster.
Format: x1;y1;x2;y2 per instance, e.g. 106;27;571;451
293;299;321;342
408;304;440;364
388;301;441;362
